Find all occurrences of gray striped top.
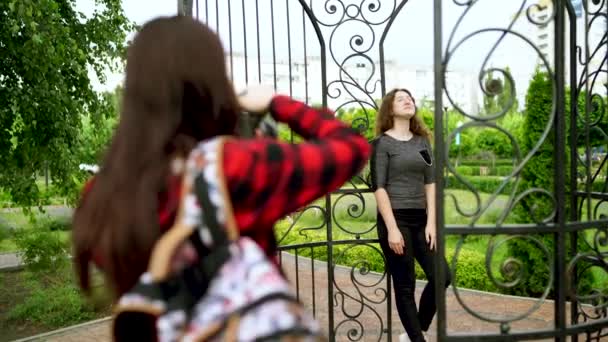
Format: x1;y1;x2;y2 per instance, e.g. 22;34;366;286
370;134;435;209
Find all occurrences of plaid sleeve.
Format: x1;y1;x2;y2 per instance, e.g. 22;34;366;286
223;96;371;232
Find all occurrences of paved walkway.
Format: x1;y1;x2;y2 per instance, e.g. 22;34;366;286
0;252;22;271
13;253;598;342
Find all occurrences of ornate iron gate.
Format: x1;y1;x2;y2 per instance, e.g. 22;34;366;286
194;0;607;340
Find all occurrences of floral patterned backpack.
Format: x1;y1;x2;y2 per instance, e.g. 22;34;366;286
112;137;324;341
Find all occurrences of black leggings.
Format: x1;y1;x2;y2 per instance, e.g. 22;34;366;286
377;209;451;342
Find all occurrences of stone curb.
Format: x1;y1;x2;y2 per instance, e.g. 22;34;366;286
11;317;112;342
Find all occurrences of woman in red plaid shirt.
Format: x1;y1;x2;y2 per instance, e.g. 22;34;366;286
71;16;370;299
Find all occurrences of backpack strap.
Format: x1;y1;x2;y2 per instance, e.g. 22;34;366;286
147;136;237;282
114;137;239;337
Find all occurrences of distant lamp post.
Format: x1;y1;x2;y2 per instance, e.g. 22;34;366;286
455;120;463;168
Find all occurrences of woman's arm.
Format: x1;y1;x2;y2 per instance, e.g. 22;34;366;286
424;183;437;250
423;137;437;250
224;95;371;231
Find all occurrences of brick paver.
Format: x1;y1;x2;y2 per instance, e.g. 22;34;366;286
16;252;601;341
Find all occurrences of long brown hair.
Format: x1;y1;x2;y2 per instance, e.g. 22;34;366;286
72;16;239;297
375;88;431;139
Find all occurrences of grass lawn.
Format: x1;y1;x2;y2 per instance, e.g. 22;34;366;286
0;267;110;341
0;209;72;253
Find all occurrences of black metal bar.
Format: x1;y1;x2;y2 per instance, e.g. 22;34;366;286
242;0;248;84
574;191;608;200
443;221;608;234
195;0;199;20
205;0;209;24
311;246;316;318
255;0;261;83
583;0;592;225
227;0;234;82
554;1;567;340
295;248;300;301
278;238;381;250
215;0;219;34
433;0;446;339
286;0;293;97
325;194;334;340
379;0;410;97
295;0;326;108
302;6;309;104
565;1;579;336
270;0;277;91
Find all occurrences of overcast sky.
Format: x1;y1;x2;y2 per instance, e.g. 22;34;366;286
76;0;598;98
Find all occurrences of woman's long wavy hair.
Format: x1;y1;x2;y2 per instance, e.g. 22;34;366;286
72;16;240;297
375;88;431;139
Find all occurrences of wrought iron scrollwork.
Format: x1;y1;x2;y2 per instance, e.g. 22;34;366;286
441;0;563;335
332;243;388;341
309;1;407;128
570;0;608;337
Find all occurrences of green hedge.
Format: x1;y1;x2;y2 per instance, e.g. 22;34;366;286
446;175;515;194
455;166;476;176
276;222;500;293
457;159;514;167
496;166;513;177
454;165;514;177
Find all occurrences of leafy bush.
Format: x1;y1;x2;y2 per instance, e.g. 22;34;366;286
446;248;499;293
496;166;513;177
455;166;475;176
13;218;70;272
508;70;595;298
0;219;12;243
0;188;12;206
458;159;514;167
446;175;515;194
45;216;72;231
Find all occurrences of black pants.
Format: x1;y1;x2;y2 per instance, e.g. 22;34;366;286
377;209;451;342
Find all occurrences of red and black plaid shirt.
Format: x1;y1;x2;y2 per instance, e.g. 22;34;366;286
88;96;370;265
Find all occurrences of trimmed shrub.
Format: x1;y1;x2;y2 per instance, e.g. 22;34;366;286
13;218;70;272
496;165;513;177
446;175;515;194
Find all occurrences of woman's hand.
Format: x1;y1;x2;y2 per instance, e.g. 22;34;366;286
425;222;437;251
387;227;405;255
237;84;275;114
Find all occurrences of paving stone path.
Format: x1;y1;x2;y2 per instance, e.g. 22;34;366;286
14;252;598;342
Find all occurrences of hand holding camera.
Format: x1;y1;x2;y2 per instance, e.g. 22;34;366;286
237;84;275;114
236;85;277;138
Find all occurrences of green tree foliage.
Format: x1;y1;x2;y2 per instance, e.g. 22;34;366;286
78;87;121;165
337;107;377;140
0;0;134;206
508;70;595;297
